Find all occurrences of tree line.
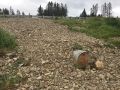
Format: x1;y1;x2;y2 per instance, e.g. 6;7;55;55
0;7;26;16
38;1;67;16
0;1;113;18
0;8;10;15
80;2;112;18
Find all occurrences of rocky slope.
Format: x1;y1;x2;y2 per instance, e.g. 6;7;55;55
0;18;120;90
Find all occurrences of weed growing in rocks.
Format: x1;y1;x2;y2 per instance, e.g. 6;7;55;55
0;28;17;50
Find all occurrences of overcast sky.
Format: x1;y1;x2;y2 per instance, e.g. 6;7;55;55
0;0;120;17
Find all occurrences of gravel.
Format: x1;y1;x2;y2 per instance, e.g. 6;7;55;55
0;18;120;90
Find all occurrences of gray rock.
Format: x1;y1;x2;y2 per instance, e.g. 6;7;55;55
99;74;105;80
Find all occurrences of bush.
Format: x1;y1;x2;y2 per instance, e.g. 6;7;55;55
0;28;17;49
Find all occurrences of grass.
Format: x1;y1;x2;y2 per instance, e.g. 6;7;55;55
55;17;120;48
0;28;25;89
111;41;120;48
106;39;120;48
0;57;29;90
0;74;23;90
0;28;17;50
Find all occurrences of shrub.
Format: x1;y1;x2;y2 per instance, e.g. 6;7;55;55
0;28;17;49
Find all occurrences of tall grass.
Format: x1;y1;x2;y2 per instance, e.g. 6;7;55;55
55;17;120;48
105;18;120;28
0;28;17;50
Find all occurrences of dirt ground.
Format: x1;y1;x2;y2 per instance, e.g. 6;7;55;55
0;18;120;90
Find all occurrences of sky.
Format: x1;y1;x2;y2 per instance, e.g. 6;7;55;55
0;0;120;17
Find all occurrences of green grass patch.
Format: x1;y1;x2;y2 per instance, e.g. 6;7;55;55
105;18;120;28
55;17;120;48
0;74;23;90
0;57;29;90
80;25;120;39
0;28;17;50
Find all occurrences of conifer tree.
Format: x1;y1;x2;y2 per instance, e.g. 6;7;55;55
38;1;68;16
80;8;87;17
38;5;43;16
3;8;9;15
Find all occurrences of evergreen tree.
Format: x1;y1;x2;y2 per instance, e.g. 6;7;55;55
0;8;3;15
46;2;50;16
56;3;60;16
48;1;54;16
38;5;43;16
3;8;9;15
22;12;25;16
64;4;67;16
17;9;21;16
43;10;48;16
80;8;87;17
39;1;67;17
53;2;57;16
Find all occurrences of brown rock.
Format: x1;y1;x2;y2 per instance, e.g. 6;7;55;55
95;60;104;70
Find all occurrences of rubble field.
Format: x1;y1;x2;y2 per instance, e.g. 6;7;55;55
0;18;120;90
